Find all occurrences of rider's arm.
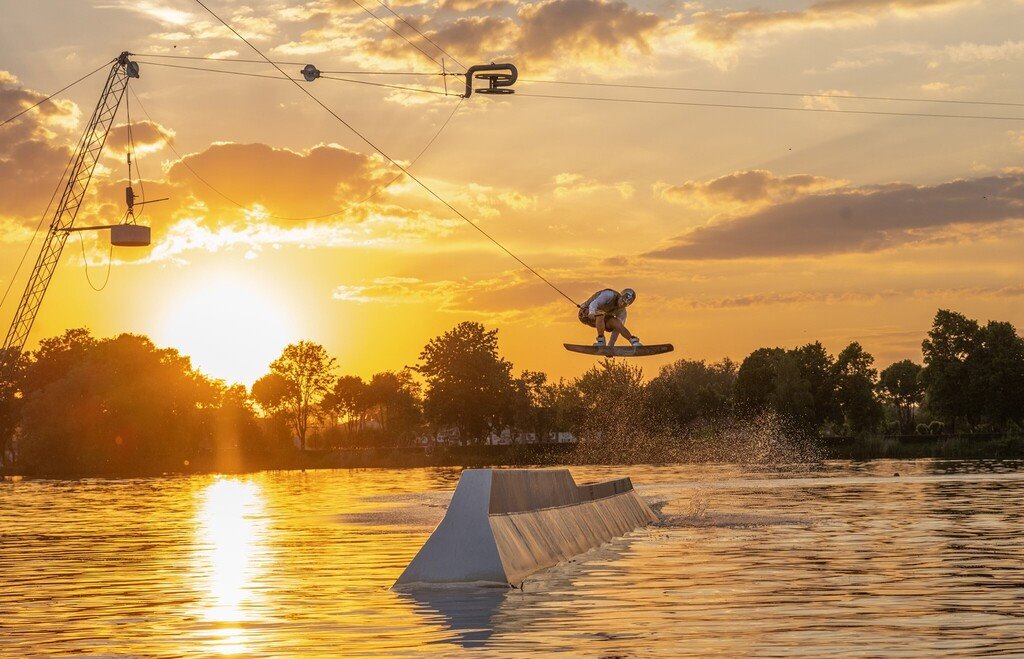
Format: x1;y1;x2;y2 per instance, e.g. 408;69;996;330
588;290;616;317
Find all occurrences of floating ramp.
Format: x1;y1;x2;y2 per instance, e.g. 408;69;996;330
393;468;658;587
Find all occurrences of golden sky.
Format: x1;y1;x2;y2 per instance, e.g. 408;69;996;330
1;0;1023;385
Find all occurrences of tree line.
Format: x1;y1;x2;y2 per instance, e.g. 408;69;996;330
1;308;1022;474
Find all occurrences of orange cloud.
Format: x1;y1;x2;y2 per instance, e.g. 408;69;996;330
0;73;81;220
105;120;175;156
686;0;967;47
648;172;1024;260
515;0;661;65
659;169;846;209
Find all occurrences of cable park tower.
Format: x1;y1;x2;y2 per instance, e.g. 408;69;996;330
0;53;156;382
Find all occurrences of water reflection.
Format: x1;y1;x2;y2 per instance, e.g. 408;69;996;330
192;477;269;655
396;586;509;648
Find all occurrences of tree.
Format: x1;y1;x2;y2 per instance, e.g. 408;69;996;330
362;369;422;445
970;320;1024;430
321;375;367;435
572;359;648;440
646;358;736;429
18;333;220;474
833;342;882;434
922;309;980;430
260;341;337;450
0;348;26;465
510;370;550;442
734;348;786;412
735;344;840;430
417;322;514;443
877;360;925;433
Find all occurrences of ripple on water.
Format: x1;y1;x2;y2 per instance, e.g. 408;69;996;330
1;461;1023;656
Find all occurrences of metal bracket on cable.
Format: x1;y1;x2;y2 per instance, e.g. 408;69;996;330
464;63;517;98
301;64;321;82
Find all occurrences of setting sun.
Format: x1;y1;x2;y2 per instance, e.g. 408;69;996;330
154;273;299;385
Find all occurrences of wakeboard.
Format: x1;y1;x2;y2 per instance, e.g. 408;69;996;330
564;343;674;357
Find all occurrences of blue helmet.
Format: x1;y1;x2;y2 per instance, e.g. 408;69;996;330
621;288;636;305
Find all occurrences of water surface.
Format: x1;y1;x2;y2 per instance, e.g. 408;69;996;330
2;460;1023;656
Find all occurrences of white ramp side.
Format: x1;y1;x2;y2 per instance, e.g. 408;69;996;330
393;468;658;587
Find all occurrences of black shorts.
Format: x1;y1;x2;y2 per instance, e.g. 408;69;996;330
578;308;620;329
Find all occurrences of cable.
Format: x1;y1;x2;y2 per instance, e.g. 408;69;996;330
78;232;114;292
132;52;1024;109
131;52;308;66
348;0;442;68
1;59;114;128
134;60;300;81
515;91;1024;122
320;74;449;96
133;51;460;76
518;78;1024;110
373;0;466;72
135;60;451;96
129;86;464;220
192;0;580;307
125;94;148;222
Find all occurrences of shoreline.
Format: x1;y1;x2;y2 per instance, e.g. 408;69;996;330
3;434;1022;479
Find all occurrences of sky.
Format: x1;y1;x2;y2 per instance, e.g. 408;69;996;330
1;0;1023;386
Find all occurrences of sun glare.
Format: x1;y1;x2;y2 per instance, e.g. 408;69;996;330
192;478;269;655
155;275;299;385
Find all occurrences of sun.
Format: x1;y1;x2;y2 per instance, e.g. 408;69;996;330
153;274;299;386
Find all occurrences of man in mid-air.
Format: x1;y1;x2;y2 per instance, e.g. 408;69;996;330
578;288;641;347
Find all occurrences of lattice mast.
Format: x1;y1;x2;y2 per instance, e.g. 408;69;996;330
1;53;138;372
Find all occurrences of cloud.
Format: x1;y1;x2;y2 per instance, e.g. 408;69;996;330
275;0;663;73
330;270;566;321
142;208;463;264
685;0;967;47
0;73;81;220
515;0;662;65
105;120;175;157
647;172;1024;260
165;141;388;220
944;40;1024;63
658;169;846;209
438;0;517;11
554;172;634;199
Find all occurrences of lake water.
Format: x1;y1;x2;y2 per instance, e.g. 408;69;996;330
2;460;1023;656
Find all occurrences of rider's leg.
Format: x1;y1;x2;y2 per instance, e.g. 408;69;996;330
605;316;634;341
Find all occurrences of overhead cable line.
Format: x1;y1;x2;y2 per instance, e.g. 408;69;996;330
519;78;1024;110
348;0;443;68
129;87;464;221
192;0;580;307
136;60;450;95
131;52;308;66
134;60;301;82
0;59;114;128
321;74;449;96
372;0;466;71
515;91;1024;122
132;52;456;76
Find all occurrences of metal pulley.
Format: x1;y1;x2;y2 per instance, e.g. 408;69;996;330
301;64;321;82
464;63;518;98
